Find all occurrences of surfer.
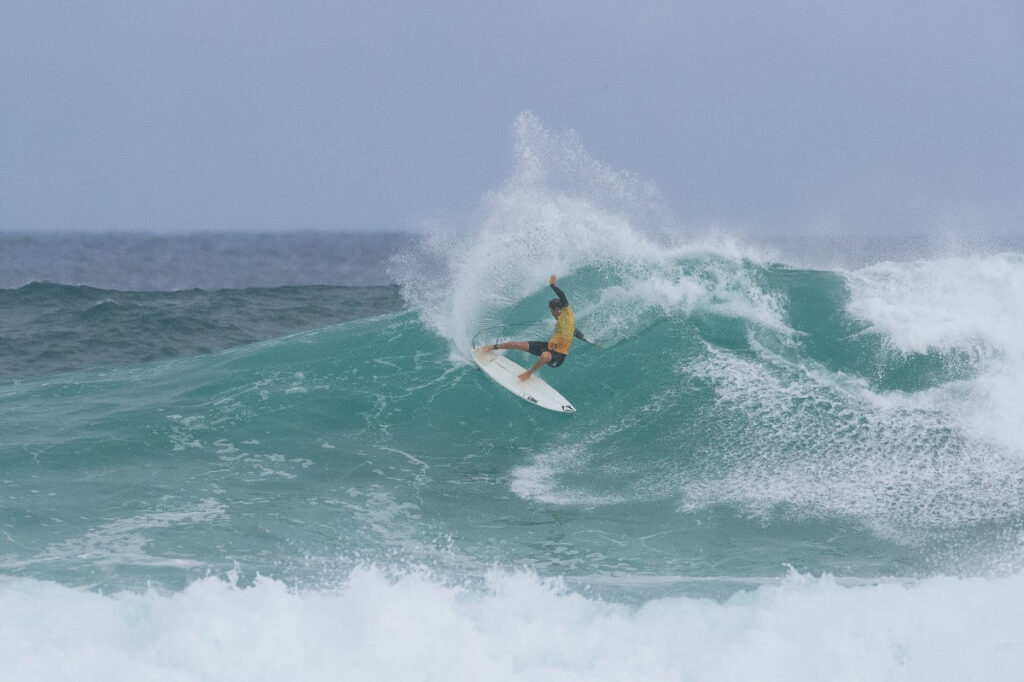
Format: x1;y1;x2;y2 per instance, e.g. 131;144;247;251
483;274;588;381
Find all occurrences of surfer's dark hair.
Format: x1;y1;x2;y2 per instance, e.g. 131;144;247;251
548;298;564;311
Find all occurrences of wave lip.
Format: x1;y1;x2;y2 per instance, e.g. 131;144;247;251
389;111;775;359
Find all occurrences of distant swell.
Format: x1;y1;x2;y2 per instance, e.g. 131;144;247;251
0;282;402;381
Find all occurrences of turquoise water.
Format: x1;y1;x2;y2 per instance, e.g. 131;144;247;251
4;246;1024;678
5;253;1023;594
4;119;1024;678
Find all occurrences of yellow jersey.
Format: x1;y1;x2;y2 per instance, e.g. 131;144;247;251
548;306;575;355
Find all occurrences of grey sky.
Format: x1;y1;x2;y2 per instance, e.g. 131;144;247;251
2;1;1022;235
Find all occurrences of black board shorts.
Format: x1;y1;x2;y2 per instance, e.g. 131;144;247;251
527;341;567;368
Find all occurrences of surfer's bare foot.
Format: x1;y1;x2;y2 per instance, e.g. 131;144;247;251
518;371;531;381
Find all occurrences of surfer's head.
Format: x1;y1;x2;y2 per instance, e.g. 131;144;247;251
548;298;564;316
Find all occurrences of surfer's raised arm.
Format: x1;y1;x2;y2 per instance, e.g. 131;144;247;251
549;274;569;307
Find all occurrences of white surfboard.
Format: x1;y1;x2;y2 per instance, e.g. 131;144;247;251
472;347;577;413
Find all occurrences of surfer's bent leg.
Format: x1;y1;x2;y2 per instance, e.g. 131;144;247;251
546;351;566;367
520;351;551;381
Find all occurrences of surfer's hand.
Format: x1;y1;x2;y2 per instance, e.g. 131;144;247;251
549;274;556;286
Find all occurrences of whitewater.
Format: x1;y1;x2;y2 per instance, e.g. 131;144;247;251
3;113;1024;680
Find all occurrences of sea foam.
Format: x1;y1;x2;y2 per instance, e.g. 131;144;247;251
389;112;774;360
846;253;1024;455
2;567;1022;682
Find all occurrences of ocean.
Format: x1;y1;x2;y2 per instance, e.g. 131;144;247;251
3;117;1024;679
2;226;1023;681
